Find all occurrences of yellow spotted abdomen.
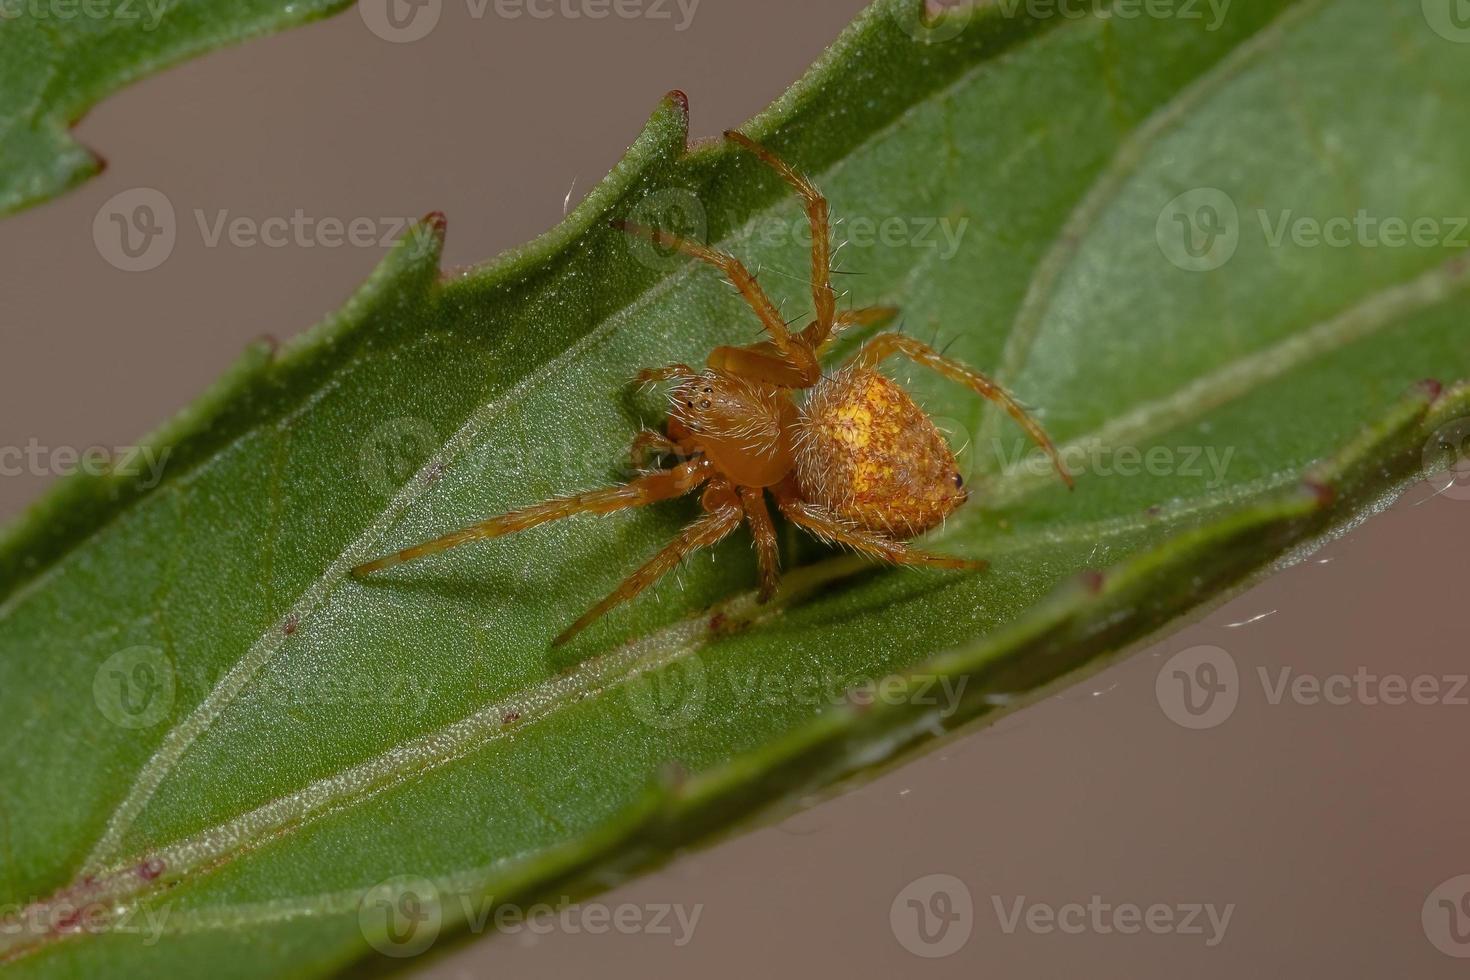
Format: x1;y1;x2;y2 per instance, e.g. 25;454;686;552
794;368;966;537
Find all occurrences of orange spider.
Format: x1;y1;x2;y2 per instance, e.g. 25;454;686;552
353;131;1073;645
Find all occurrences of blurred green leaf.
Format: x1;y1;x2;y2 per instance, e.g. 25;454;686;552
0;0;351;215
2;0;1468;975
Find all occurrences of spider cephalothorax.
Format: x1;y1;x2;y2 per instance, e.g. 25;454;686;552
354;130;1072;644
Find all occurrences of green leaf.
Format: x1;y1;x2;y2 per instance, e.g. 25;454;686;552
3;0;1469;974
0;0;352;215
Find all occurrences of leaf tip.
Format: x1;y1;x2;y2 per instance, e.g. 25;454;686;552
250;333;280;361
1300;478;1337;511
656;759;690;792
1416;377;1445;403
1078;569;1106;596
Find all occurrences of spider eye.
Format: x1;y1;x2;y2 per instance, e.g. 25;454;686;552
953;473;965;489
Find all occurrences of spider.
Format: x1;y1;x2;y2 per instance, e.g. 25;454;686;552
353;131;1073;645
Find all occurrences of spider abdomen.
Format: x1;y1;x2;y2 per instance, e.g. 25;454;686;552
795;368;967;537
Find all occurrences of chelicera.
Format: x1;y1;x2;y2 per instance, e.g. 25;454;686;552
353;131;1073;645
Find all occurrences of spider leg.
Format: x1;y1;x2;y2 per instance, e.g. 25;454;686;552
629;430;679;468
553;482;744;646
772;480;984;571
352;458;715;576
848;333;1075;489
725;131;837;344
811;305;899;350
612;219;820;385
739;485;781;602
635;364;696;385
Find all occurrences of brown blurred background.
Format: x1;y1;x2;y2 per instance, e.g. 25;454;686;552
1;2;1467;976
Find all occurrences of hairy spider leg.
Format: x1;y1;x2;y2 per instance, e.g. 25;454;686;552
724;130;837;339
553;481;745;646
771;478;985;570
351;458;716;576
612;219;820;384
849;333;1075;489
739;485;781;601
809;305;899;351
635;364;696;385
629;430;682;468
